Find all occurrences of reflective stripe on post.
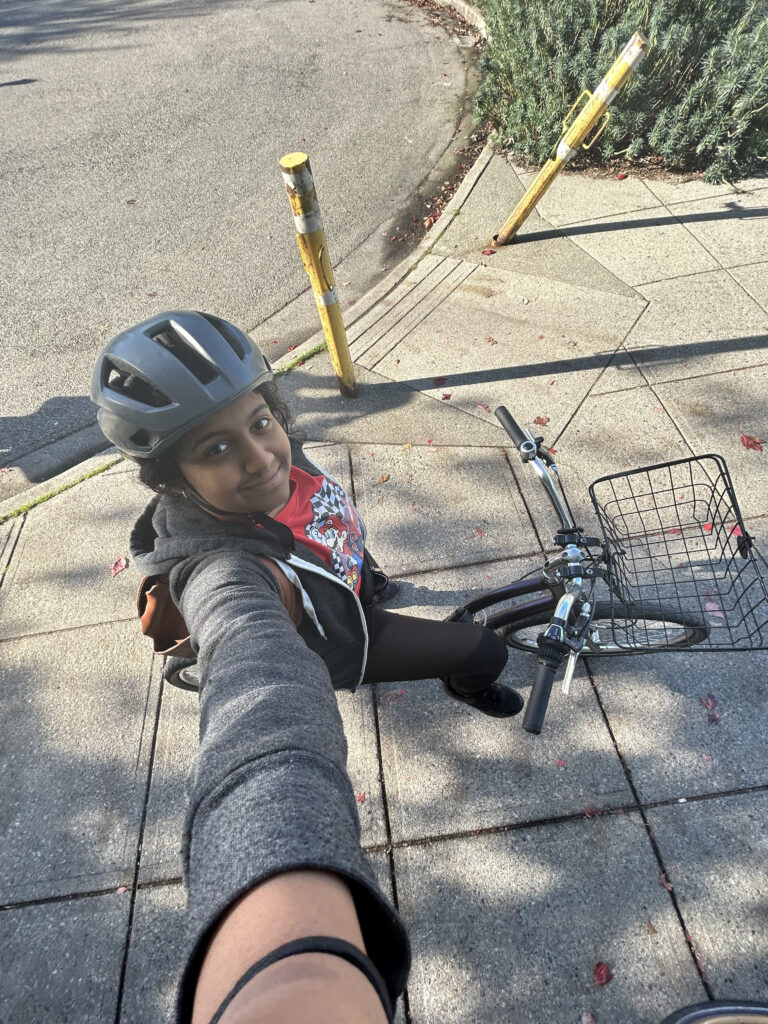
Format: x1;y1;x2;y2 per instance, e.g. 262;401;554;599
494;30;650;247
280;152;356;397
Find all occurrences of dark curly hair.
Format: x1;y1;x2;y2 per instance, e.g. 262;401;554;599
137;380;302;497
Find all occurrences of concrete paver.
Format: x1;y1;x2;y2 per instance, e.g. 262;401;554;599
625;270;768;384
394;815;706;1024
0;623;157;903
589;650;768;804
0;893;129;1024
673;190;768;268
350;443;539;575
0;470;147;641
729;260;768;311
647;792;768;1000
563;207;720;286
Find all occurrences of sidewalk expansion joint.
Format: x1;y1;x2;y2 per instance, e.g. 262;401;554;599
0;513;27;593
0;885;135;914
115;662;165;1024
644;782;768;811
0;615;137;646
584;659;715;999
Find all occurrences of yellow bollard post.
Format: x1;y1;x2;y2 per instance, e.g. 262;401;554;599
494;30;650;247
279;152;356;397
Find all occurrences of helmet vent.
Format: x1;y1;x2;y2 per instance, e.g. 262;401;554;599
106;362;168;408
150;325;217;384
199;312;247;360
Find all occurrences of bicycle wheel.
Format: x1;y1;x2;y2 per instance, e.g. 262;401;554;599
499;600;708;655
660;1001;768;1024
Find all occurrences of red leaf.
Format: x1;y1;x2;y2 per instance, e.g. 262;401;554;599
441;393;452;401
471;527;486;538
0;466;11;473
116;885;128;894
481;249;496;256
700;693;717;710
356;792;366;804
110;556;129;577
533;415;550;426
702;753;713;762
538;334;544;340
668;527;682;535
426;439;434;445
740;433;763;452
703;523;713;532
477;403;491;413
729;524;743;537
548;447;557;455
433;376;447;387
659;872;673;891
584;806;600;819
383;688;406;706
556;758;566;768
593;962;613;986
288;345;296;351
582;1015;597;1024
486;336;498;345
617;172;628;180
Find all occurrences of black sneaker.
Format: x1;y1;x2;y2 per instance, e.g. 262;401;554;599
164;656;200;692
371;569;400;605
442;679;524;718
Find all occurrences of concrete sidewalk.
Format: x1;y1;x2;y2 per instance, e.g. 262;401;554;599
1;148;767;1023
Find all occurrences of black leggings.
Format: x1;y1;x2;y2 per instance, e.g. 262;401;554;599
361;607;508;693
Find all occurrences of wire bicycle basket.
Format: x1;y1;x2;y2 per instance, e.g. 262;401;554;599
589;455;768;651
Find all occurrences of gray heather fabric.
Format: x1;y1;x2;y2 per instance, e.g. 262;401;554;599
130;442;410;1022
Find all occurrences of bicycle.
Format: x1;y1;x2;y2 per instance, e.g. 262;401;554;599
660;1002;768;1023
446;407;768;735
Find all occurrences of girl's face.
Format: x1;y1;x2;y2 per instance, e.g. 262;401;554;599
175;389;292;516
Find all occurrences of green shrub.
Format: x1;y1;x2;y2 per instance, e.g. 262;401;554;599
473;0;768;182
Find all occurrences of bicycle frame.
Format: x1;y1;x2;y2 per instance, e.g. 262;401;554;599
448;577;557;628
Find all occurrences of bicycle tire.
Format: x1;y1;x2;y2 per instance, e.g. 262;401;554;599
660;1002;768;1024
498;600;708;655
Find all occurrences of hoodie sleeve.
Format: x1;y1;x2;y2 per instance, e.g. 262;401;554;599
169;549;410;1023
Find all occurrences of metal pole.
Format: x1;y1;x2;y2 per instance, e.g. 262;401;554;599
279;152;356;397
494;30;650;247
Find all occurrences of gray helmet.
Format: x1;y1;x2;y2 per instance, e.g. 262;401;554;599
91;311;273;459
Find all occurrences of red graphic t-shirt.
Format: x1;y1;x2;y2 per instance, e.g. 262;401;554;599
275;465;365;594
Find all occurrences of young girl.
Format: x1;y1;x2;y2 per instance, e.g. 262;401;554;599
91;311;523;1024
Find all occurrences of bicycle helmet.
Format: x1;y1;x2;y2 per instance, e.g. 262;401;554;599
91;311;273;459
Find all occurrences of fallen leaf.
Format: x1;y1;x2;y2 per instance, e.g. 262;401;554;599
704;600;725;619
471;527;486;538
433;376;447;387
0;466;11;473
703;523;713;532
668;527;682;535
708;711;721;724
581;1015;597;1024
288;345;296;351
481;248;496;256
356;792;366;804
383;688;406;706
548;447;557;455
402;442;412;451
584;806;600;819
126;198;136;205
702;753;713;762
110;556;129;577
147;291;157;298
116;885;128;894
617;172;628;180
534;415;550;426
700;693;717;710
556;758;566;768
646;920;657;935
426;438;434;445
441;393;452;401
538;334;544;340
593;962;613;986
476;403;491;413
659;872;674;891
740;433;763;452
377;473;390;484
729;524;743;537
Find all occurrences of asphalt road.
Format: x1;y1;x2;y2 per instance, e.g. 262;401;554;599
0;0;475;492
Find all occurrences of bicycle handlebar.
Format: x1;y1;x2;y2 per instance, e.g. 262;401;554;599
494;406;528;448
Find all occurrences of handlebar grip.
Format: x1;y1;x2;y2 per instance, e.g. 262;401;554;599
522;660;557;734
494;406;528;448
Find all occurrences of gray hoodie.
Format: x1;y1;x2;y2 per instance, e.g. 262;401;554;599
130;442;411;1022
